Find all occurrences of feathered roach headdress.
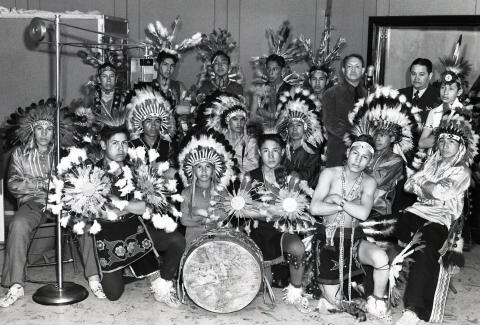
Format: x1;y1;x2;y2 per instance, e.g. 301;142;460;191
345;86;420;161
195;29;244;87
297;30;346;85
145;17;203;59
276;88;325;157
197;29;238;63
77;36;126;74
196;91;247;132
434;113;479;166
126;87;175;141
250;21;306;86
4;98;77;151
438;35;472;90
178;130;237;187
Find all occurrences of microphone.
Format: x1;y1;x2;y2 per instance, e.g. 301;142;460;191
365;65;375;89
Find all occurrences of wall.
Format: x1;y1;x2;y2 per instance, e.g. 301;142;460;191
1;0;479;108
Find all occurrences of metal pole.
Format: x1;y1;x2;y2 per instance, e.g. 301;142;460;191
32;14;89;305
55;14;63;290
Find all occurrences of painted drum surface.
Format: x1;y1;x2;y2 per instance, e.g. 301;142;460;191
180;228;263;313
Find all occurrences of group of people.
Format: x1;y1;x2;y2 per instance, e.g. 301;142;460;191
1;18;479;325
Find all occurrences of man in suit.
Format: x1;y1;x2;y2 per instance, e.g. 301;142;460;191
323;54;367;167
398;58;440;125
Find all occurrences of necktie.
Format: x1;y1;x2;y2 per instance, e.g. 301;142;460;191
412;90;420;104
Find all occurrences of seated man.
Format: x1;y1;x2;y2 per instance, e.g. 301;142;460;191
309;135;390;319
395;114;476;325
0;101;100;306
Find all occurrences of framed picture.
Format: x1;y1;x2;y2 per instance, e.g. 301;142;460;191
367;16;480;93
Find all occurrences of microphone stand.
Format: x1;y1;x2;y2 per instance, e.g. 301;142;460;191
32;14;89;305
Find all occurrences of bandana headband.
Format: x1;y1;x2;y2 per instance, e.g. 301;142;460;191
351;141;374;155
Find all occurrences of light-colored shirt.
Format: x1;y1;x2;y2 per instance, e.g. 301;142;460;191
424;98;463;129
224;133;259;174
8;146;54;205
404;155;470;229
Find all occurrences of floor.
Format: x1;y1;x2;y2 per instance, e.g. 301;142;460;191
0;245;480;325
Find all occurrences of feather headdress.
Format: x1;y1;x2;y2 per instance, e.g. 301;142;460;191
197;28;238;62
250;21;306;66
4;98;77;151
145;17;203;59
194;29;244;88
345;86;419;160
77;36;126;73
438;35;472;88
434;113;479;166
126;87;175;140
196;91;246;131
276;87;325;156
297;31;346;85
178;130;237;187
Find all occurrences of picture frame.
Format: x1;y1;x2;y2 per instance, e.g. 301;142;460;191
367;15;480;93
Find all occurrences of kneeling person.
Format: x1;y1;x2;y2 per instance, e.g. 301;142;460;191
309;135;390;319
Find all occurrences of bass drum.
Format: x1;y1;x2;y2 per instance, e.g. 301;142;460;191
179;228;264;313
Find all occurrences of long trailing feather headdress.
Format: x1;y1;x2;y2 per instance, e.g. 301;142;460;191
345;86;420;161
145;17;203;59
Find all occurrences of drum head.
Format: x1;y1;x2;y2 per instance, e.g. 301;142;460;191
183;239;262;313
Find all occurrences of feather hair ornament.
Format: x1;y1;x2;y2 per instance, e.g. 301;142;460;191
145;17;203;58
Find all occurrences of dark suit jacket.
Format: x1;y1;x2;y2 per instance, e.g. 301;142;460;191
398;85;440;124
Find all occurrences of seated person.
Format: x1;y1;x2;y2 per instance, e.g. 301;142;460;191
178;131;237;245
309;135;390;319
1;102;58;307
247;132;309;309
395;114;476;325
0;100;102;305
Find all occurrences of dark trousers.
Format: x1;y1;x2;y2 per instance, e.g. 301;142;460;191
395;211;448;321
101;226;185;301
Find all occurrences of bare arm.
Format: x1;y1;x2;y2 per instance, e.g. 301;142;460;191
342;176;376;221
310;168;340;216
